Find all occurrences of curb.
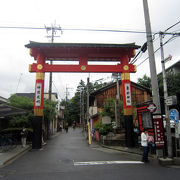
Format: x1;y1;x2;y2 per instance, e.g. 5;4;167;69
100;144;157;160
100;144;142;156
158;158;174;166
159;157;180;166
0;145;32;167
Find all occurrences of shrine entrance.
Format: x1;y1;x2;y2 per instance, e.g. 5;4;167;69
25;41;140;149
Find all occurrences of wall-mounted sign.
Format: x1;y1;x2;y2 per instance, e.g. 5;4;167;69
147;103;157;113
166;96;177;106
102;116;111;125
169;109;179;124
35;83;42;107
125;83;132;106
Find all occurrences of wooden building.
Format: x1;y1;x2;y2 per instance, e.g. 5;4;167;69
90;81;150;108
89;80;151;127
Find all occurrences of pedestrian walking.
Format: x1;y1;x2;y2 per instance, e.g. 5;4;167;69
65;122;69;133
72;121;76;130
21;127;28;148
141;129;149;162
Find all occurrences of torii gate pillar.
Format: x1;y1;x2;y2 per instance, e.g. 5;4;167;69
121;55;134;147
31;51;45;149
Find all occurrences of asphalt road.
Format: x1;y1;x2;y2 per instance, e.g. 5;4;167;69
0;128;180;180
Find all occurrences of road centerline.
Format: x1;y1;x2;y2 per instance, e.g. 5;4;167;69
74;160;144;166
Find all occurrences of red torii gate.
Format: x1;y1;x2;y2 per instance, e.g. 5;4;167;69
25;41;140;149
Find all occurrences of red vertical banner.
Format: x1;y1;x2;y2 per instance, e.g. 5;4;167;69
121;73;133;115
34;76;45;116
33;52;45;117
153;114;165;148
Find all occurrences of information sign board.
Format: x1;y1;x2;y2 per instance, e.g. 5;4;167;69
169;109;179;124
166;96;177;106
153;115;164;148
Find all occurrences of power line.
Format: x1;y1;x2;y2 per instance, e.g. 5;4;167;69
16;73;23;93
136;35;178;67
52;81;63;100
133;31;180;66
0;20;179;34
0;26;45;30
134;20;180;66
165;20;180;32
62;28;148;34
0;25;155;34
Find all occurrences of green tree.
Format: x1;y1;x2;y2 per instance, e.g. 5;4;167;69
158;72;180;113
8;95;34;127
137;74;151;90
8;94;58;129
101;98;115;120
43;99;58;125
158;72;180;96
60;79;110;126
137;72;180;113
100;98;125;128
8;94;34;110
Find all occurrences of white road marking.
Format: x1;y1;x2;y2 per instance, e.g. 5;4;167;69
74;160;144;166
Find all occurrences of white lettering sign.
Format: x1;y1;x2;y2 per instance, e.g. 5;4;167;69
35;83;42;106
125;83;132;106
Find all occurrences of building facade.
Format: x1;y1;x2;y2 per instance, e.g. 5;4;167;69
89;80;151;128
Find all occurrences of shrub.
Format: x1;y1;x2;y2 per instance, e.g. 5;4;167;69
95;120;113;135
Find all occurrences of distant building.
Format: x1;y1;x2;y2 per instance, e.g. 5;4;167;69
165;60;180;74
0;96;7;104
158;60;180;75
158;60;180;112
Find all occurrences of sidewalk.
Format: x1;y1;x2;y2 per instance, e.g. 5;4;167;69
0;131;62;167
0;145;31;167
101;144;157;157
91;141;180;166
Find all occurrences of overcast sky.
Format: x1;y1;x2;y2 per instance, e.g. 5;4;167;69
0;0;180;100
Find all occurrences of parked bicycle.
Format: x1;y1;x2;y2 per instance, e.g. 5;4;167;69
0;134;17;152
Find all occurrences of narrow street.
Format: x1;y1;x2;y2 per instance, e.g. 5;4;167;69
0;128;180;180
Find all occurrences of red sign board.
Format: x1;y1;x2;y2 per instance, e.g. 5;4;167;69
153;115;164;148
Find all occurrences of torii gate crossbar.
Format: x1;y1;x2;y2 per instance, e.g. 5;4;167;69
25;41;140;149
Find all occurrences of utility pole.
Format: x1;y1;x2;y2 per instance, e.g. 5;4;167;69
80;91;82;125
112;73;121;130
143;0;161;114
86;77;90;125
87;77;91;144
160;32;173;158
143;0;162;157
45;23;62;102
65;85;73;102
116;73;121;130
45;23;62;139
82;90;85;130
